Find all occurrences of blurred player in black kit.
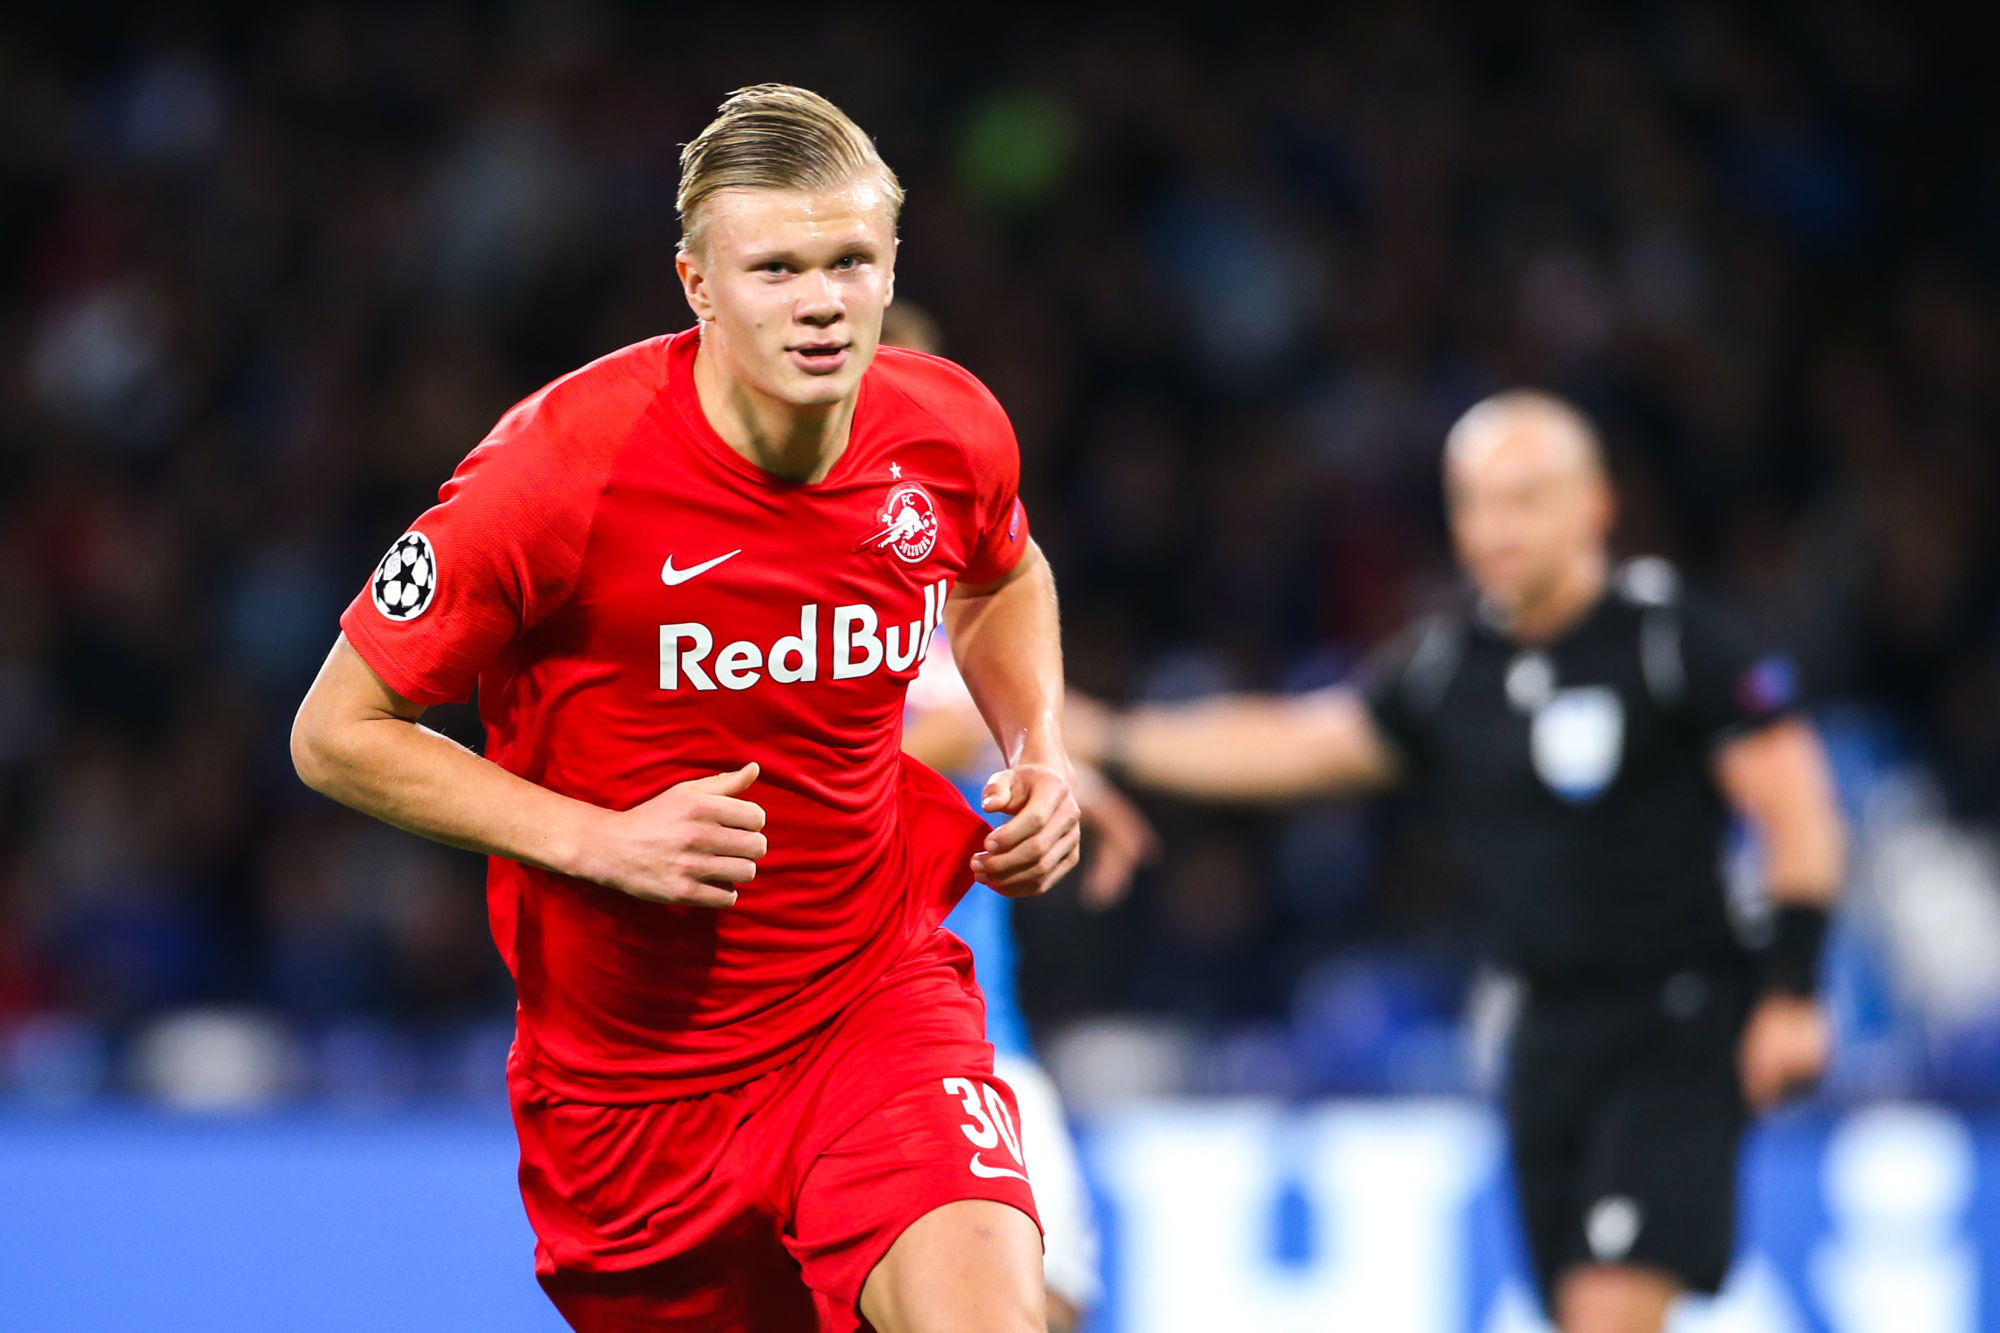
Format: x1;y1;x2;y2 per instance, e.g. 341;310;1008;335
1068;392;1846;1333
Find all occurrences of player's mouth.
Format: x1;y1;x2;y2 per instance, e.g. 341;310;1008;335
788;343;851;375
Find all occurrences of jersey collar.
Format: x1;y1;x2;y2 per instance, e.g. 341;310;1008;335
1472;584;1613;653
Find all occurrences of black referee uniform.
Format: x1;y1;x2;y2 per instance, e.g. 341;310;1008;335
1360;558;1800;1302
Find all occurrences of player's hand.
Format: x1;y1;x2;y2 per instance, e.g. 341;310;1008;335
1075;763;1158;909
586;763;767;909
1738;993;1832;1112
973;762;1082;898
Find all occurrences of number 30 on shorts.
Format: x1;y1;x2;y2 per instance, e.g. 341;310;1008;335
942;1077;1024;1165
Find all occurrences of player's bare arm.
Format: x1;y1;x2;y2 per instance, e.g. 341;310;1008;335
1714;716;1847;1110
944;541;1080;897
1068;688;1400;804
292;635;765;909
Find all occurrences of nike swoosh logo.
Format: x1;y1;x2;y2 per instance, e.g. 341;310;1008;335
661;550;741;586
968;1154;1029;1183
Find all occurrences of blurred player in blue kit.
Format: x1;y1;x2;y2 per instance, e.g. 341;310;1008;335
886;303;1158;1333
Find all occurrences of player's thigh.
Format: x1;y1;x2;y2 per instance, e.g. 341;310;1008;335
541;1227;817;1333
512;1058;818;1333
790;1074;1045;1333
1555;1263;1681;1333
860;1198;1045;1333
1503;1006;1596;1303
993;1053;1100;1317
1569;1039;1744;1296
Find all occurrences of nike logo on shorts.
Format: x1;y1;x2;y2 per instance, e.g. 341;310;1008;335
661;550;741;586
968;1153;1029;1183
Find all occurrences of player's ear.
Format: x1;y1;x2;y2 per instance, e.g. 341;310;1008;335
677;246;712;322
1591;471;1619;536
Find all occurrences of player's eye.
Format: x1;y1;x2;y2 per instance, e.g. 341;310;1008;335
832;255;862;271
756;261;791;276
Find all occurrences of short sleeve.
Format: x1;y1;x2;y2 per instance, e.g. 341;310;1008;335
338;392;602;706
1676;593;1801;746
1355;620;1447;776
959;396;1030;587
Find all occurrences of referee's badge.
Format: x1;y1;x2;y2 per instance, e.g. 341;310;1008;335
1531;687;1624;803
1587;1195;1643;1261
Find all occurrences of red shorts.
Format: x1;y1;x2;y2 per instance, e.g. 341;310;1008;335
510;931;1041;1333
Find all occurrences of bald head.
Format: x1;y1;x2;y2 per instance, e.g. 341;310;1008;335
1443;390;1615;623
1444;390;1606;486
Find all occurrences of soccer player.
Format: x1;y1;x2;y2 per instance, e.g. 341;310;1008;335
1069;392;1846;1333
292;85;1077;1333
885;301;1155;1333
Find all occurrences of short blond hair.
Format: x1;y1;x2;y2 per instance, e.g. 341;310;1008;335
677;84;903;249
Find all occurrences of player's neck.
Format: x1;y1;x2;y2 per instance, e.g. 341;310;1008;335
1504;552;1609;645
692;344;857;485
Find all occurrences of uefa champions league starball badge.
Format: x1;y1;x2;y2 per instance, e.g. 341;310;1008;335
371;531;437;621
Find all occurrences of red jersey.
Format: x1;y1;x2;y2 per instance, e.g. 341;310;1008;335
339;328;1030;1102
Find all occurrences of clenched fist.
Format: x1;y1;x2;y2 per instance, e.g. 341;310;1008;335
972;762;1082;898
1738;993;1832;1111
579;763;768;908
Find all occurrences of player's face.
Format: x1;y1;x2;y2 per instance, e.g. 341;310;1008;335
677;179;898;411
1446;433;1611;613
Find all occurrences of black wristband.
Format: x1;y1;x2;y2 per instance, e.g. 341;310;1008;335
1761;903;1831;998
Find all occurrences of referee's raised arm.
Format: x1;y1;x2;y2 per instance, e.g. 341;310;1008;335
1066;687;1400;803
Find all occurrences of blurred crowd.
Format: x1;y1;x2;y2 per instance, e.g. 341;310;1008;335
4;4;2000;1105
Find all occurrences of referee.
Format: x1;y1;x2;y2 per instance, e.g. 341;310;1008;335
1070;392;1845;1333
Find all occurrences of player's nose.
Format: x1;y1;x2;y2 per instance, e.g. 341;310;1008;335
795;271;844;324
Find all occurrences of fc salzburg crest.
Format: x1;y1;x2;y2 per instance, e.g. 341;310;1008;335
860;482;939;564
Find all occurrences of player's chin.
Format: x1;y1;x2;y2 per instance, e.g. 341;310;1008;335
775;361;865;404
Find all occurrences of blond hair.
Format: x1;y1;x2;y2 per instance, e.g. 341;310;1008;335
677;84;903;249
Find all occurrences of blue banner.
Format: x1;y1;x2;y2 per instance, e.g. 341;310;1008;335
3;1100;1997;1331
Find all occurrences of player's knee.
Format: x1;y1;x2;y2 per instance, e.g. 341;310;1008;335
861;1200;1046;1333
869;1279;1043;1333
991;1287;1045;1333
1556;1264;1679;1333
